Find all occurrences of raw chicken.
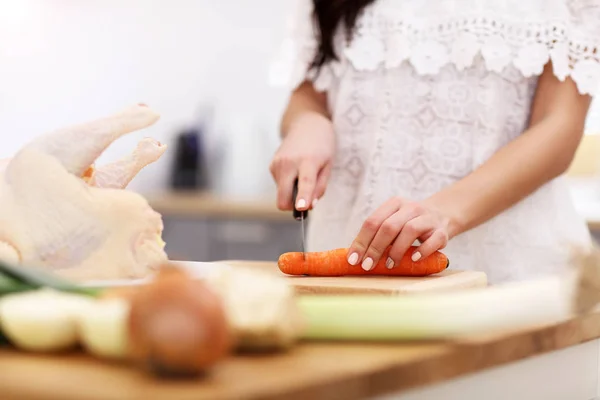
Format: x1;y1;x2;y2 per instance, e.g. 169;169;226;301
0;104;169;281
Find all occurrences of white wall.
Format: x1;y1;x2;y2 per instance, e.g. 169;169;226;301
0;0;292;194
587;98;600;134
1;0;599;196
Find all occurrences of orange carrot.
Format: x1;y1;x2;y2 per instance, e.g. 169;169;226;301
278;246;449;277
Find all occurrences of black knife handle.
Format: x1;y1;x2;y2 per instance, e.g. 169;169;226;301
292;178;308;221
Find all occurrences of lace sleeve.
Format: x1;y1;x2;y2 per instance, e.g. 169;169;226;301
267;0;319;91
267;0;600;96
562;0;600;95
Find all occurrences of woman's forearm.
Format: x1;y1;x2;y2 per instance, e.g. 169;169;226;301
280;80;330;136
425;65;592;238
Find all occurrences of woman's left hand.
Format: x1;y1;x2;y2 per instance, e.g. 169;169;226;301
347;197;450;271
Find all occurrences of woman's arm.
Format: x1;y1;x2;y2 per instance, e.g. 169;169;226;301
280;80;330;136
271;80;336;210
425;62;592;238
348;62;593;271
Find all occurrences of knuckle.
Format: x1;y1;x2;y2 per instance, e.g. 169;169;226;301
409;202;425;214
279;155;295;166
388;247;404;261
273;152;297;166
368;245;385;258
276;200;287;210
392;196;403;205
300;174;315;184
315;185;327;198
307;154;322;163
271;153;284;163
437;229;449;242
380;220;397;236
350;240;366;253
268;161;277;175
435;230;449;247
363;217;380;232
404;221;418;235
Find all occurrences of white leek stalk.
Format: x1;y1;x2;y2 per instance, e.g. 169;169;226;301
298;274;582;340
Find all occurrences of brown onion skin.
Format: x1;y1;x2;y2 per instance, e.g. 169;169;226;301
127;264;233;377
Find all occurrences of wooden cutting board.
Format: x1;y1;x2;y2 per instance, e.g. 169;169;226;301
79;261;486;295
218;261;488;295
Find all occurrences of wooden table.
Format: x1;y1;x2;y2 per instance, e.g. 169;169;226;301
3;257;600;399
1;311;600;400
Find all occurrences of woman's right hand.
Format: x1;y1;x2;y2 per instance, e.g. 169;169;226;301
269;112;335;211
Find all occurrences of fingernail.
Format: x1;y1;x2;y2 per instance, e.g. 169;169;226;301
312;198;319;207
296;198;306;209
411;251;422;262
348;252;359;265
385;257;394;269
361;257;373;271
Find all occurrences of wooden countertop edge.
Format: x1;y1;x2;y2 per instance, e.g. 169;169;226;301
0;305;597;399
147;193;290;221
588;220;600;230
146;193;600;228
300;312;600;399
403;315;600;394
0;313;596;400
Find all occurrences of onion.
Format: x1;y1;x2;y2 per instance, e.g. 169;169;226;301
127;264;233;377
77;297;131;360
0;289;94;352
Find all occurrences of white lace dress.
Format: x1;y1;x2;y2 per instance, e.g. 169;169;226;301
269;0;600;284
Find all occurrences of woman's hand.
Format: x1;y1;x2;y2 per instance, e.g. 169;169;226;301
347;197;451;271
269;112;335;211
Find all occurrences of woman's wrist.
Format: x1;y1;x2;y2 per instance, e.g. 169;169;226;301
422;191;467;240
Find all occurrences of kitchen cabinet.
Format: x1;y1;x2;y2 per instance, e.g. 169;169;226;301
162;216;302;262
148;191;303;262
150;190;600;263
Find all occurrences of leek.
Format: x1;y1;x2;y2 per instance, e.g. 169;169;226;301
298;246;600;341
0;331;8;346
0;261;100;297
0;274;35;296
297;275;580;341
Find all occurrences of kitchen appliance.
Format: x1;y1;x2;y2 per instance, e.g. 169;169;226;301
170;128;208;190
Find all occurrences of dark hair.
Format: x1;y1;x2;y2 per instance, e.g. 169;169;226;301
310;0;377;72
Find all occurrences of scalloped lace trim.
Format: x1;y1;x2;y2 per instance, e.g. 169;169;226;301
269;0;600;96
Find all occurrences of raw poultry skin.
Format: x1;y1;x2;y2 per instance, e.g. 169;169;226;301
0;104;169;281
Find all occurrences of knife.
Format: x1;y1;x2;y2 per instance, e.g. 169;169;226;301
292;178;308;260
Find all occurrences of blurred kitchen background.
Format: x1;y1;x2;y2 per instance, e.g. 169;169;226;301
1;0;600;263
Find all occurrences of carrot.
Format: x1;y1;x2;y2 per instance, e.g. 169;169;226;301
278;246;449;277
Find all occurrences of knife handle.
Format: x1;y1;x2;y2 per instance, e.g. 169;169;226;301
292;178;308;221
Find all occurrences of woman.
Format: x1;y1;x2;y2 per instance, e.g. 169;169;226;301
268;0;600;284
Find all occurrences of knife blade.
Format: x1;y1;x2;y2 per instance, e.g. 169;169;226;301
292;178;307;260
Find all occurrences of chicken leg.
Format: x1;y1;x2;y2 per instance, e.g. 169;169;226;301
25;104;159;177
86;138;167;189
